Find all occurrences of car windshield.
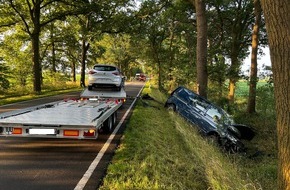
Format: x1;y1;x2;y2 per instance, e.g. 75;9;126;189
206;106;233;125
94;65;116;71
176;87;234;125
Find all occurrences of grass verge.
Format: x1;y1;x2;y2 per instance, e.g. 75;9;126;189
0;86;82;106
100;83;277;190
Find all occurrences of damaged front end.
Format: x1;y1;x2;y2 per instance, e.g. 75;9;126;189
220;124;256;153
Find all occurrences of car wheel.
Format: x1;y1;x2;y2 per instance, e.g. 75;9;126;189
208;134;220;146
167;104;176;112
88;85;93;91
228;142;245;153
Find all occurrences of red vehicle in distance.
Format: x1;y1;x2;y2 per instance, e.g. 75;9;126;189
135;73;146;82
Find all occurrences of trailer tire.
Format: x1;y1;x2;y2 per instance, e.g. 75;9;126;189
103;115;113;134
112;112;117;126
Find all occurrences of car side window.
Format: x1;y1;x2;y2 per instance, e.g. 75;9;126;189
190;97;208;112
195;101;206;112
206;107;222;120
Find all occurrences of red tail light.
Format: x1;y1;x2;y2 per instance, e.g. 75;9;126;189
88;70;96;74
83;130;95;137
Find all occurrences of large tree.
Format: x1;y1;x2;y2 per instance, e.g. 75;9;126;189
247;0;262;113
260;0;290;189
191;0;208;98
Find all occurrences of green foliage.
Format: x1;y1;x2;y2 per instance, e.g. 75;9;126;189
0;29;33;87
0;0;268;103
94;34;138;79
256;82;275;115
132;0;197;90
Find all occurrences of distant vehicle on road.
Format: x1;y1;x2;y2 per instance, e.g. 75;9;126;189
135;73;146;82
165;86;255;152
88;64;125;91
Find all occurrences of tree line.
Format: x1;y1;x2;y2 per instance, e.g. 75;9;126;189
0;0;289;189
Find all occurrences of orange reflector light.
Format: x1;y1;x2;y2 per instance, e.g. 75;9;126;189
12;128;22;134
63;130;79;136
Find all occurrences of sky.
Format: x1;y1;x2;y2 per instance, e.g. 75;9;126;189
241;46;271;76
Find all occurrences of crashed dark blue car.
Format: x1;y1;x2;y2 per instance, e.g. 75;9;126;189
165;86;255;152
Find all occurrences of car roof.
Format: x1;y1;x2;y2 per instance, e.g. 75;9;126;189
174;86;212;105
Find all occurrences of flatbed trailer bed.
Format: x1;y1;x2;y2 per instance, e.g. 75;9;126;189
0;88;126;139
80;88;126;99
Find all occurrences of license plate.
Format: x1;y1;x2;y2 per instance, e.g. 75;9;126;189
29;128;56;135
98;78;110;81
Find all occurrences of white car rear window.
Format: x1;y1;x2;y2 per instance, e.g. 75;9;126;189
94;65;116;71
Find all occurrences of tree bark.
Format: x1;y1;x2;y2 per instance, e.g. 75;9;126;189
71;61;76;82
50;23;57;73
228;52;239;103
247;0;262;113
193;0;208;98
260;1;290;189
80;39;90;88
32;33;41;93
31;0;42;93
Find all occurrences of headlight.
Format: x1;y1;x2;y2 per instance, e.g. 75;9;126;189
227;125;241;138
226;133;238;143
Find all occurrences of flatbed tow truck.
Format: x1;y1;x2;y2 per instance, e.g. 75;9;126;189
0;88;126;139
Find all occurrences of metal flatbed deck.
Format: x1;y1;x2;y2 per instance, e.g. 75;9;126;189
0;100;115;127
80;88;126;99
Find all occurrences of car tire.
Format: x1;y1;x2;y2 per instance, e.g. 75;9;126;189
88;85;93;91
208;134;220;146
167;104;176;112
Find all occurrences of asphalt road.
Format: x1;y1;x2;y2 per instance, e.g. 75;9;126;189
0;82;144;190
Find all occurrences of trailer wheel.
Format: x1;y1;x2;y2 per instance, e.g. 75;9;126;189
112;112;117;126
103;115;113;134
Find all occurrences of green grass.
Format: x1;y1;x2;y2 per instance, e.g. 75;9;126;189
0;82;82;106
235;80;268;98
100;83;277;190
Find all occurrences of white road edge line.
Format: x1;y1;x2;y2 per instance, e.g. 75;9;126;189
74;85;144;190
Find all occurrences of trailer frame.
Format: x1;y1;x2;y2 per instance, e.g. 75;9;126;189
0;88;126;139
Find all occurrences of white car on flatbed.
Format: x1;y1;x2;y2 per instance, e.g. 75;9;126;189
88;64;125;91
0;88;126;139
